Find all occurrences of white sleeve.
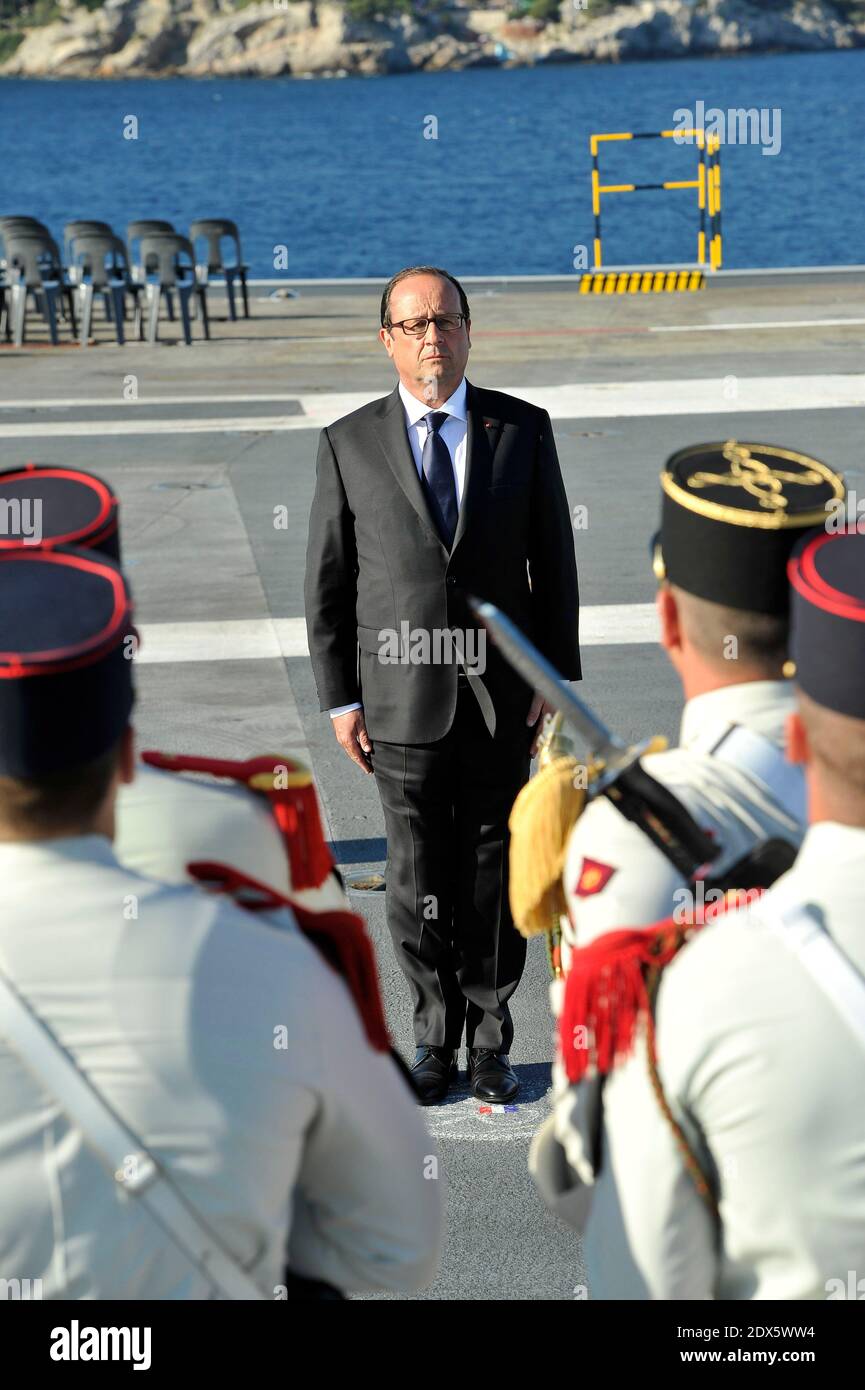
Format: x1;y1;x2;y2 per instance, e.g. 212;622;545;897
289;976;445;1294
562;794;688;953
610;966;718;1300
328;702;362;718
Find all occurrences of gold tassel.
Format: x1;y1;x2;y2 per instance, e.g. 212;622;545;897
508;746;587;941
508;716;670;968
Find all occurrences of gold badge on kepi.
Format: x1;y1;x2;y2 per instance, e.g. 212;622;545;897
655;441;845;616
686;442;839;519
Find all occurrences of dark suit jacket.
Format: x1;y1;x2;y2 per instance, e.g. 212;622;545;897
304;378;581;744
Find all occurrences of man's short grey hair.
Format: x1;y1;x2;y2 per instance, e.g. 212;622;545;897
380;266;470;328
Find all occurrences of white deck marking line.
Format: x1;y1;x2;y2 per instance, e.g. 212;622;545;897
3;319;865;414
134;606;658;665
0;416;305;438
649;318;865;333
0;393;326;410
1;375;862;437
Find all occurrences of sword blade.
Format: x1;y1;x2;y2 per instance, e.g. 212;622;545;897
469;598;625;759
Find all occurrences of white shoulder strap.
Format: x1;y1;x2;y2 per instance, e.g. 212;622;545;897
0;963;267;1300
762;903;865;1050
689;719;806;823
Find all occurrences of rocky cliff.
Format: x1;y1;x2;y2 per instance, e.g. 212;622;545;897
2;0;863;78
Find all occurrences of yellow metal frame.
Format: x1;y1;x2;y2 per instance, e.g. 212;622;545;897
590;129;722;273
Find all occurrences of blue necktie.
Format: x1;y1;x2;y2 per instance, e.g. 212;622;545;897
421;411;459;549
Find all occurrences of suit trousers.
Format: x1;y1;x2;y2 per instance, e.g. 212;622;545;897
371;678;532;1051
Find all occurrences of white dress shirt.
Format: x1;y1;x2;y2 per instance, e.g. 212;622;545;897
329;376;468;720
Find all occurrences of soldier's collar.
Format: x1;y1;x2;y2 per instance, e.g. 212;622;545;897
793;821;865;871
679;680;794;751
0;833;118;870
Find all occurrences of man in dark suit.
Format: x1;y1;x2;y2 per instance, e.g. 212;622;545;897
305;266;580;1104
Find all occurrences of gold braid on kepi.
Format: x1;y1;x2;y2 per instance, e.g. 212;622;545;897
508;751;587;941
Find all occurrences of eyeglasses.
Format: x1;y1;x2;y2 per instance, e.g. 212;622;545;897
386;313;467;337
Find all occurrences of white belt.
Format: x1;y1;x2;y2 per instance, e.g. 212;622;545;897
689;720;806;824
0;963;267;1300
762;903;865;1051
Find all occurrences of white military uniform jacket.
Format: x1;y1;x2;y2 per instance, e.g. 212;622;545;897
614;823;865;1300
0;834;443;1300
549;680;806;1299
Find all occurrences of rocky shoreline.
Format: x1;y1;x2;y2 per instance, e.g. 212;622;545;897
2;0;863;79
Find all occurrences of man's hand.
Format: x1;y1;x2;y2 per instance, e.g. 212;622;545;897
332;708;374;774
526;693;555;758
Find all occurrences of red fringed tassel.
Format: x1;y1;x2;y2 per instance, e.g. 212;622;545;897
140;750;334;892
559;894;745;1086
559;928;674;1085
187;861;391;1054
268;782;333;892
287;896;391;1054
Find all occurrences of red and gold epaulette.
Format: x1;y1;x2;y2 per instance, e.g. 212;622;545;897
141;750;333;891
187;860;391;1054
559;893;750;1085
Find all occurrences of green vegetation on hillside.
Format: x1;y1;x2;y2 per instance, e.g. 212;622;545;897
0;0;100;23
0;26;22;56
1;0;863;58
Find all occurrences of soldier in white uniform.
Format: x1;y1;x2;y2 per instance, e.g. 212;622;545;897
0;544;444;1299
0;465;351;921
562;523;865;1299
532;441;846;1298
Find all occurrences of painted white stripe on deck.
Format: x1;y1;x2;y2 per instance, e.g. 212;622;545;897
134;605;657;665
0;392;334;410
0;415;305;438
135;618;309;664
1;375;862;437
649;318;865;333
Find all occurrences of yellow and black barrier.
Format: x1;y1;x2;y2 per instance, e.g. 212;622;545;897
579;269;705;295
590;128;722;274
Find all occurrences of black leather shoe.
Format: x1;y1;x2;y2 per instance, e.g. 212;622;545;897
467;1049;519;1103
410;1046;458;1106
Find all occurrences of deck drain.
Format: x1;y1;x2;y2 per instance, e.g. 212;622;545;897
150;482;225;492
343;870;386;892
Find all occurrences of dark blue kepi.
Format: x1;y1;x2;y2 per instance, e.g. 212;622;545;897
0;546;136;777
0;463;121;561
788;526;865;721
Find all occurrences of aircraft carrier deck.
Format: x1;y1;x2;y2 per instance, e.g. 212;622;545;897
2;268;863;1300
